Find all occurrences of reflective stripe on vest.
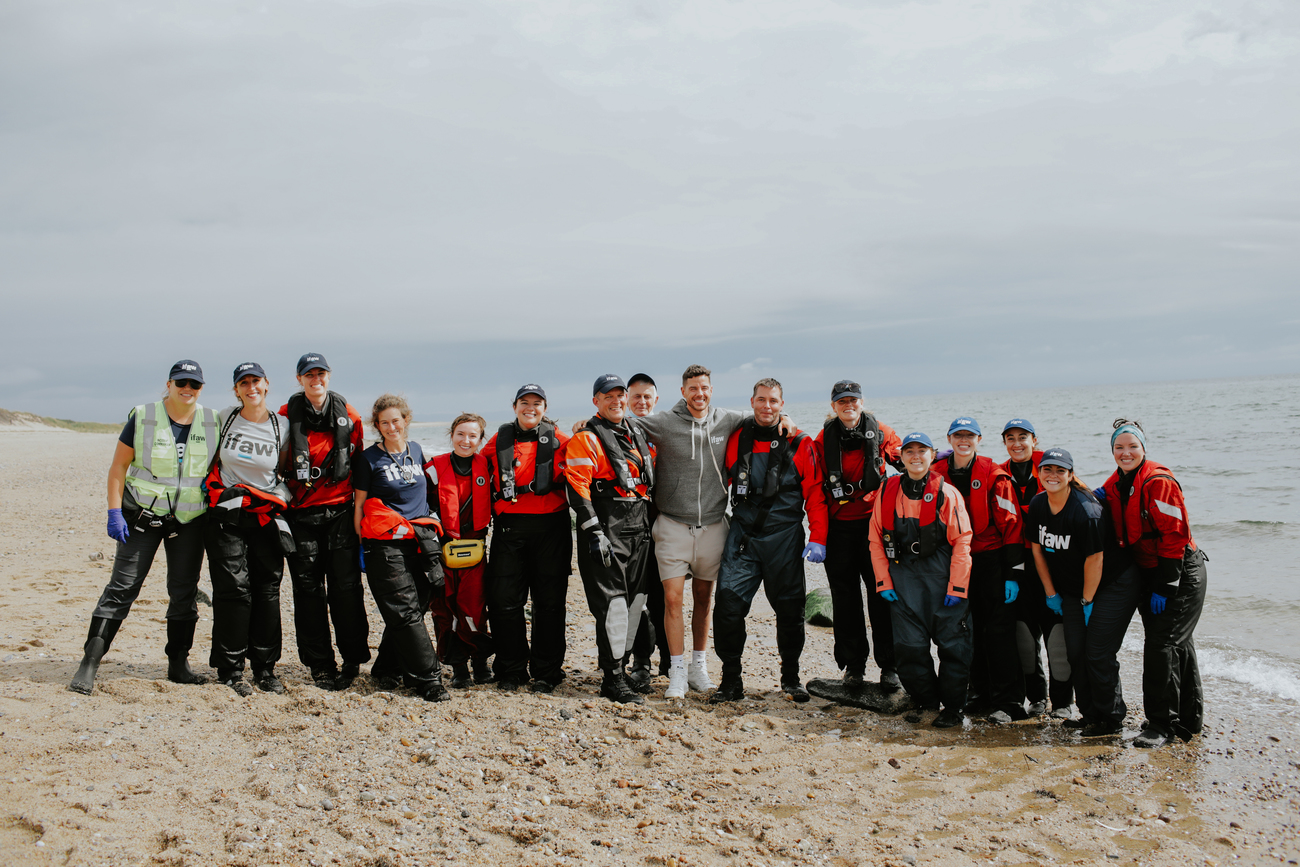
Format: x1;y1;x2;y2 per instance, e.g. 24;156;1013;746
125;401;217;524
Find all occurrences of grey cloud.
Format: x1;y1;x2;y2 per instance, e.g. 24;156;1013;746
1;0;1297;421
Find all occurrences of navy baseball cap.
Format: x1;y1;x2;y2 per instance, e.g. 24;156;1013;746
232;362;267;384
1039;448;1074;471
593;374;626;395
1002;418;1036;436
900;431;934;450
514;383;547;402
628;373;656;388
948;417;981;436
296;353;331;376
831;380;862;402
168;360;205;384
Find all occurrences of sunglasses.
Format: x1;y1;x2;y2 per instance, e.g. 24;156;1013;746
174;379;204;390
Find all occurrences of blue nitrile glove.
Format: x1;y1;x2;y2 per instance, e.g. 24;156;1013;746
802;542;826;563
1150;592;1166;615
358;547;366;573
591;531;613;568
1004;581;1019;604
1045;594;1063;616
1093;486;1107;502
935;448;954;462
1083;600;1094;625
880;589;898;603
944;594;962;607
107;508;130;543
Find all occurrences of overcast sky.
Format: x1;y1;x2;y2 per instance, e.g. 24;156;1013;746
2;0;1297;421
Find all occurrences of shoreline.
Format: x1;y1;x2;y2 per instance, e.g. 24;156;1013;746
0;433;1295;866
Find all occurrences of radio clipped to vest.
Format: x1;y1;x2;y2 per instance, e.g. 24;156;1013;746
495;421;558;502
880;473;945;561
731;420;801;505
822;414;884;503
442;538;485;568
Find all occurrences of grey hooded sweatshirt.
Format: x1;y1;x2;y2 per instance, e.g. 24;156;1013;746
635;400;746;528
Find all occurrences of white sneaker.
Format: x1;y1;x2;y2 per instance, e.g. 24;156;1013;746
665;665;688;699
687;660;715;693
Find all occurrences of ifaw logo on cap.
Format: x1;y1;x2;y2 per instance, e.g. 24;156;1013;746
238;363;256;372
523;383;540;390
306;356;320;363
180;363;196;371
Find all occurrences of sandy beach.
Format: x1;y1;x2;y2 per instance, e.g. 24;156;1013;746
0;431;1296;867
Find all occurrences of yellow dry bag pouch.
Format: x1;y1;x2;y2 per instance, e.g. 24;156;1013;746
441;538;485;569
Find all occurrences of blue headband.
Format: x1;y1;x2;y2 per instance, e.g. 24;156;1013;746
1111;424;1146;449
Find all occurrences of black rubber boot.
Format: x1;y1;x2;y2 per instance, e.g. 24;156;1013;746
780;664;810;703
780;678;810;703
710;674;745;703
599;671;645;705
471;655;496;684
625;656;653;694
337;663;360;689
419;667;451;703
450;662;472;689
254;669;285;694
164;619;210;685
70;617;121;695
311;669;339;691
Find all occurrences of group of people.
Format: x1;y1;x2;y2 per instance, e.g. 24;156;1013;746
69;357;1207;750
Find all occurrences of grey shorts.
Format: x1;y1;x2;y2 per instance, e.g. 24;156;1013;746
652;514;729;582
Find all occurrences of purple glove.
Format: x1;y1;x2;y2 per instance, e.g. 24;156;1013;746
1150;592;1166;615
107;508;130;543
802;542;826;563
944;594;962;607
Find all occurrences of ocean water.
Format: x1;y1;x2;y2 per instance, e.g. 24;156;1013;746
405;373;1300;711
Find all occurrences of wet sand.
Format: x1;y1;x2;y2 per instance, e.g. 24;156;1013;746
0;432;1296;866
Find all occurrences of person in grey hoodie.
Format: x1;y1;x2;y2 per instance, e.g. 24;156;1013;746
633;364;792;699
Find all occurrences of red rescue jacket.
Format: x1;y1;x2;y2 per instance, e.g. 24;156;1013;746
812;421;902;521
1100;459;1197;569
869;472;973;597
484;425;571;517
360;498;442;543
203;462;289;526
426;452;492;540
932;454;1022;554
278;401;364;510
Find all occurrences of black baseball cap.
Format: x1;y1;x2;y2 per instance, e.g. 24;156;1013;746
168;360;205;385
628;373;656;388
1039;448;1074;471
831;380;862;402
296;353;331;376
514;383;547;402
593;373;626;395
232;362;267;384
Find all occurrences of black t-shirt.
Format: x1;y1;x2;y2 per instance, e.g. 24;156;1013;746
119;410;192;463
1027;487;1105;597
